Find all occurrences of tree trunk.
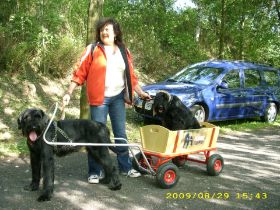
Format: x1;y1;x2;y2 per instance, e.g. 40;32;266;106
274;0;280;23
80;0;104;119
238;0;245;60
218;0;225;59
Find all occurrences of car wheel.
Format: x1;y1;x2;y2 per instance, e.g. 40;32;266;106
156;163;180;189
261;102;277;123
191;105;206;122
207;154;224;176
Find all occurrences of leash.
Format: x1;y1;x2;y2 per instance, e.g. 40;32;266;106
44;103;73;144
60;103;66;120
51;121;73;144
57;103;73;142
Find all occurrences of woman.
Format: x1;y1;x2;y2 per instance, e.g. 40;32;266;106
63;18;151;184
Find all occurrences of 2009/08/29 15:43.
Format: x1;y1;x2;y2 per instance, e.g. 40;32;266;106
165;192;268;200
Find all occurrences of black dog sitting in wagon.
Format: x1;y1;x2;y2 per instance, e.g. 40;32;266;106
153;91;201;130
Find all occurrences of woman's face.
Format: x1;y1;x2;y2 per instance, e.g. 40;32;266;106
100;24;115;46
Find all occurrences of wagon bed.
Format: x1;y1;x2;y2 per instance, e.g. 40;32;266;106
133;122;224;189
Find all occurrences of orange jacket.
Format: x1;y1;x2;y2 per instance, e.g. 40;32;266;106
72;43;139;105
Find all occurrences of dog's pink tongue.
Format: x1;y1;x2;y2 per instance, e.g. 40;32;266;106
29;131;37;142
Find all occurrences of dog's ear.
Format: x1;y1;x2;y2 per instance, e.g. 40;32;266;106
157;91;170;102
17;110;27;130
163;92;169;100
18;109;35;130
17;116;22;130
162;92;172;102
39;109;49;125
39;109;45;118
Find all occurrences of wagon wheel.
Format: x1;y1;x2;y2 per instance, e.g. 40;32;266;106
172;156;186;167
156;163;180;189
132;152;149;175
206;154;224;176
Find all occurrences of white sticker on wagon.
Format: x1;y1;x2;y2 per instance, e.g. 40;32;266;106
193;136;205;145
194;136;205;141
183;134;206;148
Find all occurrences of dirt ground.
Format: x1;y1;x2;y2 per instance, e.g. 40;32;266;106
0;127;279;210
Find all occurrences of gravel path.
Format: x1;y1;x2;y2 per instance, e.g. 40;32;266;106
0;127;279;210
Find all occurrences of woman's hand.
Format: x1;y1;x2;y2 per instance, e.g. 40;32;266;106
62;93;71;106
135;84;152;100
139;91;152;100
62;82;78;106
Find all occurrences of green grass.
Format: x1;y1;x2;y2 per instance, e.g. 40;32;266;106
214;116;280;133
0;138;27;156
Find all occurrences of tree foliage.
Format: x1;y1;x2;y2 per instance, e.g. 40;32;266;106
0;0;279;80
192;0;280;63
0;0;87;76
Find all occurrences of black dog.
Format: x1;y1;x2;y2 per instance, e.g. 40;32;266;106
17;108;122;202
153;91;201;130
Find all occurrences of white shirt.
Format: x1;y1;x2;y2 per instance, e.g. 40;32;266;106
104;46;126;97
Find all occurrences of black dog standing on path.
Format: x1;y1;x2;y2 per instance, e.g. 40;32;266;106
153;91;201;130
17;108;122;202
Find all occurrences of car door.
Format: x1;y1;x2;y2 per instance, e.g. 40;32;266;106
263;69;280;101
214;69;246;120
241;69;265;117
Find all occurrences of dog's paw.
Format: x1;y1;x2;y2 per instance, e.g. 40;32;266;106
37;194;51;202
24;183;39;191
108;177;122;191
100;177;110;184
109;182;122;191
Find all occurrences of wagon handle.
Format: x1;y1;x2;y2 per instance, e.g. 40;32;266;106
42;103;155;175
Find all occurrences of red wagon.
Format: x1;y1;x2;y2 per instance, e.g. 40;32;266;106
132;122;224;189
44;103;223;189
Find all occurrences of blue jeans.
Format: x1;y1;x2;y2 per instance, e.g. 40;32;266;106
88;91;132;176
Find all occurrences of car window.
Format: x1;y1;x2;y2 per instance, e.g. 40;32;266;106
263;70;279;86
222;70;240;89
172;67;222;85
244;69;261;88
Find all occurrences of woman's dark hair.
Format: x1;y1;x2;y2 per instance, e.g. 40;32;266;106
95;17;124;47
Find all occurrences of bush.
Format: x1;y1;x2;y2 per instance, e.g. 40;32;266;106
125;27;184;81
0;25;31;72
43;36;83;77
29;33;83;77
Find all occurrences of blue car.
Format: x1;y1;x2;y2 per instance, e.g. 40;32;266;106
134;60;280;123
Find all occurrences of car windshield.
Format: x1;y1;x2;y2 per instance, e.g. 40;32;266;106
170;67;223;85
